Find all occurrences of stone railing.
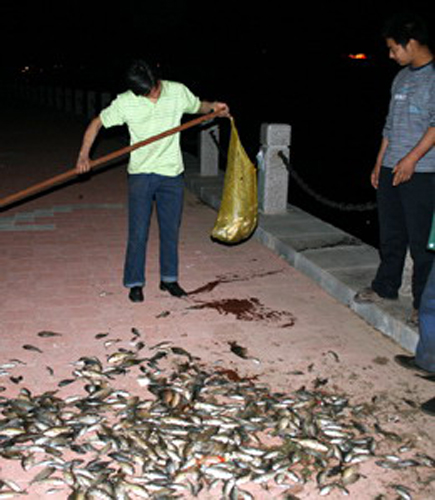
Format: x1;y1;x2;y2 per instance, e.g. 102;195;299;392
7;83;113;120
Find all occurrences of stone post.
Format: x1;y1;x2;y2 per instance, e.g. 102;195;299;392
198;123;219;176
258;123;291;214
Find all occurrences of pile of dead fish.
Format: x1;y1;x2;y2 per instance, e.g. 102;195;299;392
0;330;433;499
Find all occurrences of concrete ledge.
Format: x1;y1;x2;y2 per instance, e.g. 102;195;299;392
184;154;418;354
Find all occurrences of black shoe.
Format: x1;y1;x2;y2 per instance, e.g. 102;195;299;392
394;355;431;374
421;397;435;416
128;286;144;303
160;281;187;297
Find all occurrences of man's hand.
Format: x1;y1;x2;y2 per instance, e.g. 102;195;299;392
76;155;92;174
213;102;231;118
75;117;102;175
370;164;381;189
199;101;231;118
392;157;416;186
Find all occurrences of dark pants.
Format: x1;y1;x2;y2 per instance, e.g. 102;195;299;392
372;167;434;309
123;173;184;288
417;259;435;372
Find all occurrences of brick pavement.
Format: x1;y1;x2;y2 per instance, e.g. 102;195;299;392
0;100;434;499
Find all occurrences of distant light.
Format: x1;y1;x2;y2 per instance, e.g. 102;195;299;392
348;53;368;60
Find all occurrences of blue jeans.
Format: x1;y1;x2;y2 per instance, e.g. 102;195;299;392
123;173;184;288
417;259;435;372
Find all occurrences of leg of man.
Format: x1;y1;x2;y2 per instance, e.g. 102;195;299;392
155;174;184;284
416;259;435;372
400;172;435;310
123;173;156;288
372;167;408;299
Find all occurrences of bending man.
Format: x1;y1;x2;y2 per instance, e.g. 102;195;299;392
76;59;230;302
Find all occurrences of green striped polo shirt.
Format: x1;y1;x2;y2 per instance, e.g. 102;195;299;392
100;80;201;175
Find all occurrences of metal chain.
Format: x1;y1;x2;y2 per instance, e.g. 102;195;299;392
277;151;377;212
206;129;376;213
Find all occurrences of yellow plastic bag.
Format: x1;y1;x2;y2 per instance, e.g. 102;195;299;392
211;119;258;243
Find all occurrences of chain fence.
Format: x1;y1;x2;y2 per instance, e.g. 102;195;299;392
207;128;377;213
277;151;377;213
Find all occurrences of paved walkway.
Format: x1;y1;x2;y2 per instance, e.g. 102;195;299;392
0;100;434;499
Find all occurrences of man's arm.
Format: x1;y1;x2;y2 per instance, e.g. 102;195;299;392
392;127;435;186
75;116;103;174
198;101;230;117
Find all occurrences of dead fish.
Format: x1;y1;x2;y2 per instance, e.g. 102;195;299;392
229;341;249;359
415;453;435;467
341;466;361;486
292;438;329;454
0;328;432;500
374;423;402;442
103;339;122;348
156;311;171;318
390;484;413;500
326;350;340;362
22;344;43;353
149;340;173;350
0;362;19;370
0;493;27;499
313;377;328;388
95;333;109;339
67;492;86;500
37;331;62;338
58;379;76;387
281;493;302;500
0;480;24;494
134;340;146;351
9;376;23;384
131;327;141;337
171;346;194;359
29;466;56;484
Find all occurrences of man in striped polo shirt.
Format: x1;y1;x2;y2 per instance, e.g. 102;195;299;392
76;59;230;302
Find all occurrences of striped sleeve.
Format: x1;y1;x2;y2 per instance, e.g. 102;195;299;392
100;95;126;128
180;84;201;114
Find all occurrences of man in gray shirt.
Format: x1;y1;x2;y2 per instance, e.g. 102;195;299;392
355;12;435;323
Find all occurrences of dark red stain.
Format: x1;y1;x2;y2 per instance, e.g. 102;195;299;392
188;297;296;326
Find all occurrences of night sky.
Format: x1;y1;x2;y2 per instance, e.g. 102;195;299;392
1;0;432;74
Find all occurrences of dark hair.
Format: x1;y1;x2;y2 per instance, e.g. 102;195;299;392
125;59;160;96
383;12;431;48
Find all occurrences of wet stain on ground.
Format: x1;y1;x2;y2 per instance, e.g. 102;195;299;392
188;296;296;326
188;269;284;296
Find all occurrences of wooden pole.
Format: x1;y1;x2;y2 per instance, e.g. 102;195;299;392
0;110;221;211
